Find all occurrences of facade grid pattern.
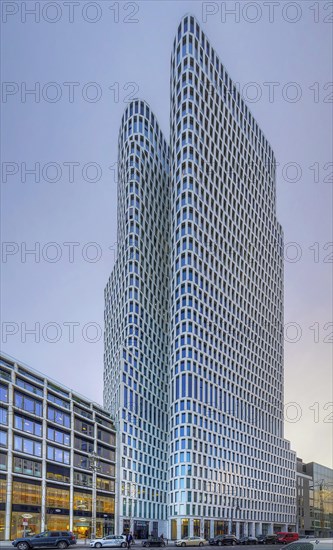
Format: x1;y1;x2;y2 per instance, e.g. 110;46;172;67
104;15;297;539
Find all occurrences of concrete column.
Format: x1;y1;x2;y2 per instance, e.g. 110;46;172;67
5;378;14;540
228;519;232;534
267;523;273;535
243;523;248;536
256;522;262;536
41;384;48;531
235;522;240;538
69;399;75;532
209;519;214;539
189;518;194;537
176;518;181;540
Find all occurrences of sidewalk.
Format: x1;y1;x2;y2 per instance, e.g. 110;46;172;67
0;542;91;547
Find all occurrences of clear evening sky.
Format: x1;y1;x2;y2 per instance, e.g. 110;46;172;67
1;1;332;468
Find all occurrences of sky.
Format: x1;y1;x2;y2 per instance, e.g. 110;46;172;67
1;0;332;468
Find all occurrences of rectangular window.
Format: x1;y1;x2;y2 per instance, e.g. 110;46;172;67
0;430;7;447
0;451;7;470
48;393;70;409
0;384;8;402
14;392;42;416
46;462;70;483
97;445;114;461
14;415;42;436
74;418;94;437
14;435;42;457
13;456;42;477
47;445;70;465
48;407;70;428
97;428;115;445
0;407;8;425
74;436;93;453
48;427;70;446
73;471;92;487
16;377;43;396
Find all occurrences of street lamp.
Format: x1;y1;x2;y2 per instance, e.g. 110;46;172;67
230;498;240;535
89;451;101;540
128;482;137;535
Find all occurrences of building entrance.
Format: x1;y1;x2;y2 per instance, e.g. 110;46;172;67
134;521;149;539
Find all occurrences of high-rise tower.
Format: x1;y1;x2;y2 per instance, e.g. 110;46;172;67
104;15;296;540
168;15;295;540
104;100;170;536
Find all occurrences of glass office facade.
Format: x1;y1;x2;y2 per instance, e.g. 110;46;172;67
0;353;116;540
104;15;297;538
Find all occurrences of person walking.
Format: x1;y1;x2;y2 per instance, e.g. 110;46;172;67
126;532;133;549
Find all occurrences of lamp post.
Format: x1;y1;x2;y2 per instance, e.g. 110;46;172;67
129;482;137;536
230;498;240;535
89;451;101;540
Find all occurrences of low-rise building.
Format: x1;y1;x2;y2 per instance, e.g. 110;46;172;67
0;353;116;541
297;458;333;537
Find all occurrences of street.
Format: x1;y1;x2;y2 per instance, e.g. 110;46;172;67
0;545;280;550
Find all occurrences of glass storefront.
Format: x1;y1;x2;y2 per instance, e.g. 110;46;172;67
171;519;177;540
0;510;5;541
12;479;41;506
46;485;70;508
97;495;114;514
214;520;227;536
46;515;69;531
11;512;41;539
74;490;92;512
204;520;210;539
181;518;189;538
73;518;91;539
193;519;200;536
133;520;149;539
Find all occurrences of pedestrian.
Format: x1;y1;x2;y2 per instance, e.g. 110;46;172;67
126;532;133;549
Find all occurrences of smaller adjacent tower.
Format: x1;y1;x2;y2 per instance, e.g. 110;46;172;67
104;100;170;536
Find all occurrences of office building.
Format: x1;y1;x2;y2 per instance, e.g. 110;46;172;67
104;101;170;537
0;353;116;541
297;458;333;537
104;15;297;539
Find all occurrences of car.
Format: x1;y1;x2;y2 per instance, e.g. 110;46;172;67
239;537;258;545
142;538;166;547
175;536;206;547
12;531;76;550
263;535;278;545
89;536;127;548
283;540;333;550
276;534;299;545
208;536;240;546
257;535;278;545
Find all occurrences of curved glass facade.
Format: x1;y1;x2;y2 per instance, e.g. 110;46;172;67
104;15;297;539
104;100;170;535
168;15;296;538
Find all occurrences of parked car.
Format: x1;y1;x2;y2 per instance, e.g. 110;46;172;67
263;535;277;545
12;531;76;550
257;535;278;545
208;536;240;546
142;538;165;547
239;537;258;545
283;540;333;550
90;536;127;548
176;536;206;547
276;533;299;545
